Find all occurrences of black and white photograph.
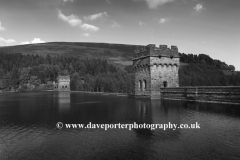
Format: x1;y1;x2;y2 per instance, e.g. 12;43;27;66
0;0;240;159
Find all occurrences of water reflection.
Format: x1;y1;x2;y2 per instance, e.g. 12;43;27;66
133;99;182;141
180;100;240;117
134;100;153;137
136;100;152;124
0;93;240;160
58;92;71;114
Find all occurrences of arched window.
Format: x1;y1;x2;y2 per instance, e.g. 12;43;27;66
163;81;168;88
139;80;142;91
143;80;147;91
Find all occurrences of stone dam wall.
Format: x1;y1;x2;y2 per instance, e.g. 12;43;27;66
160;86;240;104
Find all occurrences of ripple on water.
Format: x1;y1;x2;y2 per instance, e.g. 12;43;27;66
0;93;240;160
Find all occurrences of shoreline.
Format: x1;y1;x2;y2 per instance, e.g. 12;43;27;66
0;90;130;96
1;90;239;105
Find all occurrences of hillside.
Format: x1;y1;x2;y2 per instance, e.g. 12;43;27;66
0;42;138;67
0;42;236;71
0;42;239;91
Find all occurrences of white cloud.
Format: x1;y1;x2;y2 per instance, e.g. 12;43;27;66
80;24;99;32
159;18;168;24
20;38;45;45
31;38;45;43
194;4;204;12
84;12;108;21
20;41;30;45
83;33;90;37
139;21;146;26
57;9;100;32
133;0;175;9
111;21;121;28
0;37;16;44
63;0;74;3
58;9;82;26
106;0;111;3
0;22;6;31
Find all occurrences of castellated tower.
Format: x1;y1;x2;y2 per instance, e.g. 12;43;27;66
133;44;180;99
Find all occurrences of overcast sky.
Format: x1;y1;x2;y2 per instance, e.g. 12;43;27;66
0;0;239;70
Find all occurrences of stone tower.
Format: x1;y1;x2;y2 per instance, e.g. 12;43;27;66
54;75;70;91
133;44;180;99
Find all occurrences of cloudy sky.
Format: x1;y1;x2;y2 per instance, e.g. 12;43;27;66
0;0;239;70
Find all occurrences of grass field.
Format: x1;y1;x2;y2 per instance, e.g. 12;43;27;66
0;42;138;67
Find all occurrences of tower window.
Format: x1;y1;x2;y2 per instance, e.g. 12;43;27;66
163;81;168;88
139;80;142;91
143;80;147;91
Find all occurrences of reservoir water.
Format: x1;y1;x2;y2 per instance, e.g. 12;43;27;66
0;92;240;160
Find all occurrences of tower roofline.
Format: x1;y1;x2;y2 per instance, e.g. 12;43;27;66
133;44;180;60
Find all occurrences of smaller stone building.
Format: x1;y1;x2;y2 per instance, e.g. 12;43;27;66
54;75;70;91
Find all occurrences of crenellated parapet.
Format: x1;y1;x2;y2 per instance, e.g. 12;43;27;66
133;44;179;60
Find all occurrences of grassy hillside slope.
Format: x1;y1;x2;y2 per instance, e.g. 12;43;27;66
0;42;138;66
0;42;237;75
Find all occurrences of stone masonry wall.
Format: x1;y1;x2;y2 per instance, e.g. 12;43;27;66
150;57;179;99
133;44;180;99
134;58;151;98
160;87;240;104
58;81;70;91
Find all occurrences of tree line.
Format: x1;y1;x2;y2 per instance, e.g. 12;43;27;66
179;53;235;71
0;52;239;92
179;63;240;86
179;53;240;86
0;53;134;92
